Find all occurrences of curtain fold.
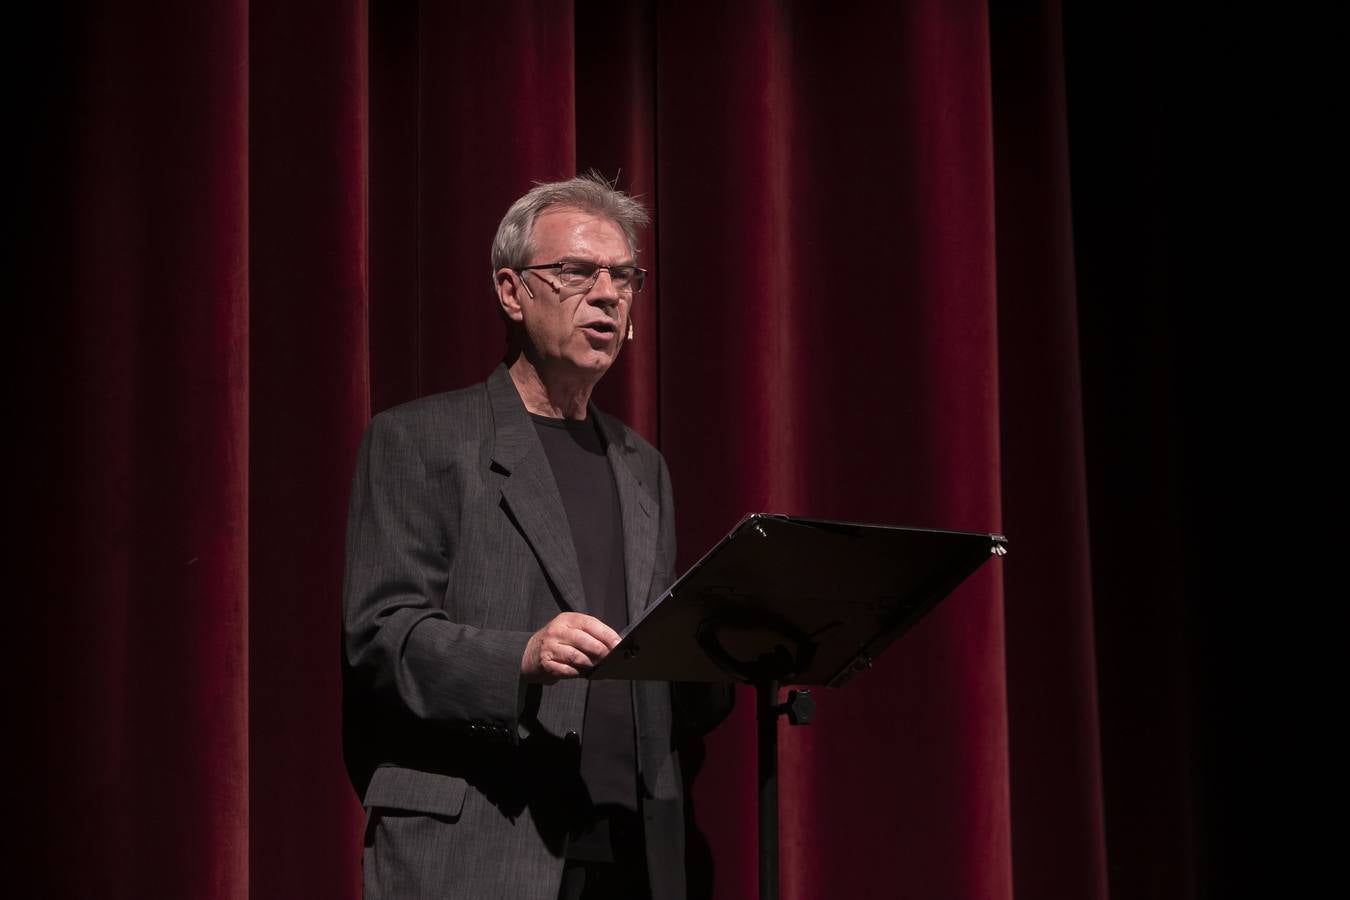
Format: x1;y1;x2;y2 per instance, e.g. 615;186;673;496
28;2;251;896
1063;3;1195;896
247;0;370;896
990;3;1110;898
16;1;1189;897
656;6;801;892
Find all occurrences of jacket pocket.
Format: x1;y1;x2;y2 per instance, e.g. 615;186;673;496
363;764;468;820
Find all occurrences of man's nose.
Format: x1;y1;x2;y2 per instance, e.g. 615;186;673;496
587;269;620;304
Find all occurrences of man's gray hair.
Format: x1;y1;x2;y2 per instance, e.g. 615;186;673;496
490;172;650;290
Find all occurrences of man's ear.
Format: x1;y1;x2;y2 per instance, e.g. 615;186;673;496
496;268;525;323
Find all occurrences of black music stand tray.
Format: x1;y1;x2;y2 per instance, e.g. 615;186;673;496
590;513;1007;900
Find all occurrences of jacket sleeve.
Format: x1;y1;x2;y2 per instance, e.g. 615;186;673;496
342;411;531;741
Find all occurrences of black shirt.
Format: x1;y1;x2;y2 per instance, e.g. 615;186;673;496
530;413;639;862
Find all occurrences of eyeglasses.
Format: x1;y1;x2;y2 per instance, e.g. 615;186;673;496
515;261;647;298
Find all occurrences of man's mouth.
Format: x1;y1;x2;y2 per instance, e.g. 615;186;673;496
581;320;617;337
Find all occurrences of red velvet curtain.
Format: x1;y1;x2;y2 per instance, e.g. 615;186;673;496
15;1;1190;897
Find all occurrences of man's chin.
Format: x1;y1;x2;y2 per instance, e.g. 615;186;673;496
546;352;616;382
574;347;620;374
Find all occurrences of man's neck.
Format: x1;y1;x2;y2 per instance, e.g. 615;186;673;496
507;355;595;420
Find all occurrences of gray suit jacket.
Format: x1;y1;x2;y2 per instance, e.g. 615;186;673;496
343;365;690;899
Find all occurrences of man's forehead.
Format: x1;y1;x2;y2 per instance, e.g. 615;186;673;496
530;206;631;257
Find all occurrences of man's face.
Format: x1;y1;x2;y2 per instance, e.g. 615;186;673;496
503;206;634;381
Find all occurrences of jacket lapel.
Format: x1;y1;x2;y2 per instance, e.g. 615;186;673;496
486;366;588;615
595;410;659;625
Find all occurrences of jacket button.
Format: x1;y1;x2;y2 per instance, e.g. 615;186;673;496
564;730;580;746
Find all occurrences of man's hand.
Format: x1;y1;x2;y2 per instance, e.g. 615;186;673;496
520;612;621;684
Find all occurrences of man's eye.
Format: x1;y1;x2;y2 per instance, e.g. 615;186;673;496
560;264;594;279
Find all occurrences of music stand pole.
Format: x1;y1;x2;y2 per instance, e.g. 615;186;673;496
757;678;780;900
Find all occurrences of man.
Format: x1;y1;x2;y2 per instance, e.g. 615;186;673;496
343;174;724;899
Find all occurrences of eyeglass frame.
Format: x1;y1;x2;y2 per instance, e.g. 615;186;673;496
513;260;648;299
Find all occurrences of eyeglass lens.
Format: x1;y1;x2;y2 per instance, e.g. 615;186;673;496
558;263;644;292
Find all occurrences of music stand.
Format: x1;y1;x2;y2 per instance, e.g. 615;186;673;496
591;513;1008;900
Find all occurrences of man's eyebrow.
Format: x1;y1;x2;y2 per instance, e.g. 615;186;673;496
558;256;637;266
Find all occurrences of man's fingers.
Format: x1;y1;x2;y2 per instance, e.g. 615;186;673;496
564;627;613;661
544;642;600;670
567;615;622;650
523;613;622;682
543;658;581;678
